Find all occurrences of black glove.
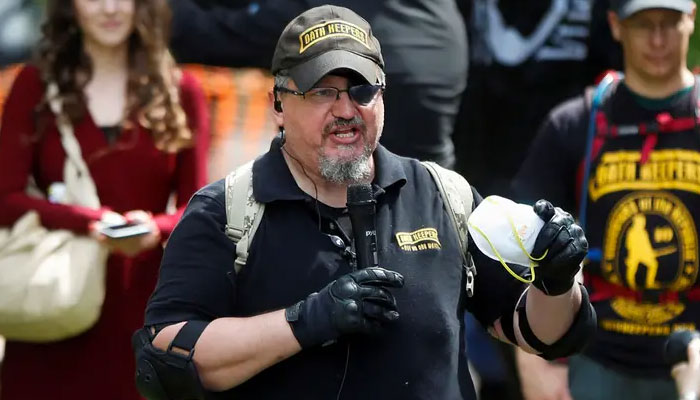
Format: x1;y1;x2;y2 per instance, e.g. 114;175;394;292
285;267;404;348
530;200;588;296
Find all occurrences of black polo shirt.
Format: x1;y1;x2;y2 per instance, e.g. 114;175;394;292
146;140;526;399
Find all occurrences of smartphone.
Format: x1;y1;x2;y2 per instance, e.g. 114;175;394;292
99;223;151;239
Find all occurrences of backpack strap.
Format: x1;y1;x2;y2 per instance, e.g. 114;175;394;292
224;160;265;274
578;72;700;227
46;82;101;209
695;74;700;124
421;161;477;297
224;158;477;288
579;71;622;231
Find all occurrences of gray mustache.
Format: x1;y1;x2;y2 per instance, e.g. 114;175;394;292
324;117;365;135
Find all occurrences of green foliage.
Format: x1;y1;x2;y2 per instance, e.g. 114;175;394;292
689;0;700;68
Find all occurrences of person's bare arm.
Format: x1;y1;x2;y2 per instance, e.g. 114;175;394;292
520;285;581;348
490;284;582;351
516;347;573;400
487;200;594;358
153;310;301;391
151;267;403;392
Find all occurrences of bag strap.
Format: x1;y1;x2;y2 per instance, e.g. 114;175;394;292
578;72;700;229
223;158;477;294
578;72;621;231
224;159;265;274
46;83;101;208
421;161;477;296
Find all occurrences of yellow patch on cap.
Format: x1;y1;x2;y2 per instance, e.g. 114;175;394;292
298;19;370;54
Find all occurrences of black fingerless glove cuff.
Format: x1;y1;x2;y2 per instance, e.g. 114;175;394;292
532;269;578;296
285;294;337;349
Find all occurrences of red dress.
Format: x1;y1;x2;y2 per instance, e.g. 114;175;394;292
0;65;209;400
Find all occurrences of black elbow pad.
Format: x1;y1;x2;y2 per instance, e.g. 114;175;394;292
517;284;597;360
132;321;209;400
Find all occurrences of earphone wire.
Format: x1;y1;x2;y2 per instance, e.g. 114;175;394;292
280;139;322;230
336;343;351;400
280;132;350;400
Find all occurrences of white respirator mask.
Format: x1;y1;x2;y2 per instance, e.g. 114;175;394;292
468;196;549;283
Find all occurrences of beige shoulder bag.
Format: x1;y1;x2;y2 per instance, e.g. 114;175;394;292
0;83;108;342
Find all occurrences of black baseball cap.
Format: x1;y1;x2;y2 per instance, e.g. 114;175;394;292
610;0;695;19
271;5;385;92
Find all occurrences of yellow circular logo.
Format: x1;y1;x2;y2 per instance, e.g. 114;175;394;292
602;192;698;323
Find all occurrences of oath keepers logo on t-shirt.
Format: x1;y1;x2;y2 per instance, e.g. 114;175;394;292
588;150;700;201
600;191;698;328
395;228;442;252
298;20;371;53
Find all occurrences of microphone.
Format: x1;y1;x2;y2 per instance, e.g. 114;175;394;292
665;330;700;365
347;183;379;269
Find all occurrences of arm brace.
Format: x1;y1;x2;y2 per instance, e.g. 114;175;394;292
517;284;596;360
133;321;209;400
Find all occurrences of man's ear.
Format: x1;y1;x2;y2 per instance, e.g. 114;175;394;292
269;90;284;127
608;10;622;42
688;4;696;35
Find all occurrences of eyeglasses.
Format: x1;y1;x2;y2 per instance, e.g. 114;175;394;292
275;84;385;106
624;16;686;38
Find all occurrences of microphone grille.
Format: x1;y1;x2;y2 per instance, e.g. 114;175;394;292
347;183;374;204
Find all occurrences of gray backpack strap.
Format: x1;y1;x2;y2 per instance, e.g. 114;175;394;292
421;161;477;297
224;160;265;274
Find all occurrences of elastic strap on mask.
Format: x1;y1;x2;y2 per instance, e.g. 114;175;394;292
468;198;548;284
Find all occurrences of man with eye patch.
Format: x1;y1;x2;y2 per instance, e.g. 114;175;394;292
512;1;700;399
133;5;596;400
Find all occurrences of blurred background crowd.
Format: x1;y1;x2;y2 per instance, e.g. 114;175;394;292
2;0;698;183
0;0;699;399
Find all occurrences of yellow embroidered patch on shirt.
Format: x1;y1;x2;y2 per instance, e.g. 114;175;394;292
395;228;441;252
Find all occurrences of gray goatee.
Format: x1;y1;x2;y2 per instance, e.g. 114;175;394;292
319;117;372;184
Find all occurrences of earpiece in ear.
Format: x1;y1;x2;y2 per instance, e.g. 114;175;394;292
273;91;283;113
278;128;286;146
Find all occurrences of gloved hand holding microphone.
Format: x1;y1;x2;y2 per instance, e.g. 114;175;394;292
286;183;405;349
285;267;404;348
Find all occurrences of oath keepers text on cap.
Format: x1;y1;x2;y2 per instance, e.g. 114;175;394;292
298;20;371;54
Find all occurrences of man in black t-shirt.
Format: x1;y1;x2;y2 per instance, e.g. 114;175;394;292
132;6;596;400
512;1;699;399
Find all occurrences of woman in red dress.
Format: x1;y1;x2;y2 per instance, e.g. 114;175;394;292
0;0;209;398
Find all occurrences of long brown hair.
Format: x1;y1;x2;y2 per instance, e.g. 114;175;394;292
36;0;192;152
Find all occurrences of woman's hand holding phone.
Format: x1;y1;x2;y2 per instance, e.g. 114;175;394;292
90;210;162;257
